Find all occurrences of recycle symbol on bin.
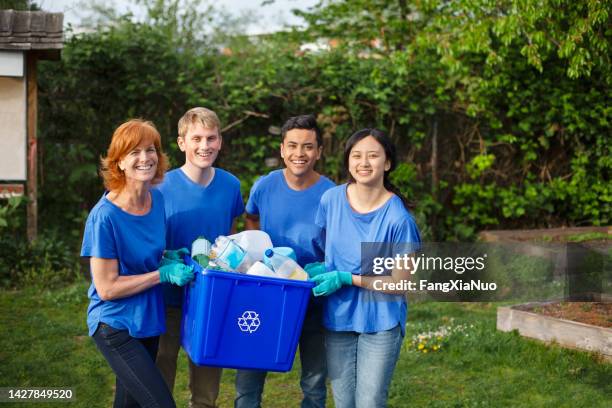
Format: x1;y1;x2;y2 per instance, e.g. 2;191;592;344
237;311;261;333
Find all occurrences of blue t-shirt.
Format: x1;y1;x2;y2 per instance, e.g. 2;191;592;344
81;189;166;338
156;167;245;306
315;184;421;336
246;169;335;266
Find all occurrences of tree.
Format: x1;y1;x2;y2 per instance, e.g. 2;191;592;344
0;0;39;10
34;0;611;244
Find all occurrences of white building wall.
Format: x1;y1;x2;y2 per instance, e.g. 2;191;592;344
0;75;27;181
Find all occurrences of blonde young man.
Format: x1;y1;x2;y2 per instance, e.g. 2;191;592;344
156;107;244;407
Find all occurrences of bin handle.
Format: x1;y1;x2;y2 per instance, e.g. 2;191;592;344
183;254;203;274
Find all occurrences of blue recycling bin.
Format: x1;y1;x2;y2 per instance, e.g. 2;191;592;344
180;256;315;372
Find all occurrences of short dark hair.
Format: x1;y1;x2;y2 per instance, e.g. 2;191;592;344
281;114;323;147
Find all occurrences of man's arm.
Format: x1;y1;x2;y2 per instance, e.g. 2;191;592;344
245;213;260;230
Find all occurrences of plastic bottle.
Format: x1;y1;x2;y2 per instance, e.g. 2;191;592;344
227;230;273;262
264;249;308;281
246;261;277;278
263;247;296;269
209;236;254;273
191;236;212;257
190;237;212;269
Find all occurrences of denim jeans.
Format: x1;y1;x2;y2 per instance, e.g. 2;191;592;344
92;322;175;408
325;325;402;408
234;302;327;408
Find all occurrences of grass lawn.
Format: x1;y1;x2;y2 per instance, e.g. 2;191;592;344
0;281;610;407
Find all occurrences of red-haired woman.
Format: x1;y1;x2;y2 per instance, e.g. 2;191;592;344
81;119;194;407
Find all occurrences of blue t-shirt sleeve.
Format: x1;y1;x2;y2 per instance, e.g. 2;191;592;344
315;191;328;230
393;214;421;253
245;177;262;216
81;213;118;259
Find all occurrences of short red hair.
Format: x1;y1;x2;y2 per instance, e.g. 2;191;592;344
100;119;169;192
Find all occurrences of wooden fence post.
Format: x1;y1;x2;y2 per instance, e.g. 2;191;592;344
26;52;38;242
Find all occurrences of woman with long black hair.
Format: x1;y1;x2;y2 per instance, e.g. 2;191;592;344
311;128;421;408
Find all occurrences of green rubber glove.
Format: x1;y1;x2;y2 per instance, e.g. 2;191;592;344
159;263;194;286
304;262;327;278
159;256;181;267
163;248;190;261
311;271;353;297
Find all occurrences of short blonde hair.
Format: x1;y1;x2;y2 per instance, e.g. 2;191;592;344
178;107;221;138
100;119;169;192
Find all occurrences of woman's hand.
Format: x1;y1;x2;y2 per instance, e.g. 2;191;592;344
159;263;195;286
311;271;353;296
304;262;327;279
163;248;190;261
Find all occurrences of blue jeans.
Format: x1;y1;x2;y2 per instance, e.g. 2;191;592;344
326;325;402;408
234;302;327;408
93;323;176;408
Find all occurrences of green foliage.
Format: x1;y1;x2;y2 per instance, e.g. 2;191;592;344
417;0;611;81
297;0;611;239
0;0;39;10
466;154;495;179
30;0;611;250
0;196;25;230
1;198;79;289
38;18;204;238
390;162;437;241
0;229;80;289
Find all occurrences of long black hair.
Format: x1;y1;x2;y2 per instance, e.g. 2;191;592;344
343;128;415;211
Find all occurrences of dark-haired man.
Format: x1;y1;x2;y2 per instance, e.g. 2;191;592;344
234;115;334;408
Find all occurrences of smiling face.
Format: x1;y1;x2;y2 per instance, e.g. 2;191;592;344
280;128;322;178
117;141;159;184
178;123;222;170
348;135;390;187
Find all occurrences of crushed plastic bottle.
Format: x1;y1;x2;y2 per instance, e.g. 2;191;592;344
246;261;277;278
264;249;308;281
227;230;273;262
209;236;254;273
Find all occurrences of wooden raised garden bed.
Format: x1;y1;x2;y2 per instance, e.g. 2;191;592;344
497;302;612;362
488;227;611;360
478;226;610;243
